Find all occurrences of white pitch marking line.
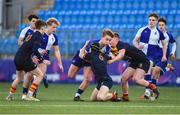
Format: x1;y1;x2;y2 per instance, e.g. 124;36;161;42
0;105;180;108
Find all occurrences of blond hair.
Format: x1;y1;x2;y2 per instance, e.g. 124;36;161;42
102;28;114;38
46;18;60;26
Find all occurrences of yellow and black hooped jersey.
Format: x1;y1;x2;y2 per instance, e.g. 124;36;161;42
110;47;119;56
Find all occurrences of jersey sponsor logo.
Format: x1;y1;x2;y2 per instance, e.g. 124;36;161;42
101;82;104;85
154;32;157;35
139;63;143;68
28;32;31;35
72;60;75;63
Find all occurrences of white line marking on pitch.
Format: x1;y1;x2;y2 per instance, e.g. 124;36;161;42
0;105;180;108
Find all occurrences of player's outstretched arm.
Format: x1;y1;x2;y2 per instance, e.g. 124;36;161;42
170;42;176;61
107;49;125;64
52;46;64;72
133;36;144;49
79;40;90;59
161;40;167;62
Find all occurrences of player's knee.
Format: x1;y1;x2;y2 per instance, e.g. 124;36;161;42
83;76;92;83
34;77;43;84
97;93;105;101
16;75;24;82
153;68;161;75
15;77;21;83
90;95;96;101
68;71;75;79
132;77;139;84
38;72;44;79
121;77;128;84
152;75;159;80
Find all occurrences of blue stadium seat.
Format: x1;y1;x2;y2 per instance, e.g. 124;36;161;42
140;1;147;10
121;15;128;24
170;1;178;10
114;15;120;24
147;1;154;10
167;15;174;25
38;10;45;17
118;1;125;10
92;15;99;24
136;15;144;24
162;1;170;9
111;1;118;10
174;15;180;24
169;9;177;15
51;10;58;17
160;9;169;15
129;15;136;24
132;0;140;10
125;1;132;10
167;24;173;29
107;15;113;24
155;1;162;9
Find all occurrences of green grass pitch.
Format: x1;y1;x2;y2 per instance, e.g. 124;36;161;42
0;83;180;114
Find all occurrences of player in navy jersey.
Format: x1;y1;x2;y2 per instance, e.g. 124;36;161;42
78;38;119;102
17;14;49;97
110;32;159;101
6;20;47;101
21;18;64;100
68;29;113;101
133;13;167;99
18;14;39;46
6;14;39;100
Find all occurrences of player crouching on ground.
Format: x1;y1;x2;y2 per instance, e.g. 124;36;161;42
79;40;121;102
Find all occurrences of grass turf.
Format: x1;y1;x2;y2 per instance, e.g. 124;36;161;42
0;83;180;114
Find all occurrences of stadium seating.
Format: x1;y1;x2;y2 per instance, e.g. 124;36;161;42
1;0;180;55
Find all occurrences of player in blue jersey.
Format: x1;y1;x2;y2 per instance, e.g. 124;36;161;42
133;13;167;99
140;17;177;99
110;32;159;101
18;14;39;46
157;17;176;73
21;18;64;100
68;29;113;101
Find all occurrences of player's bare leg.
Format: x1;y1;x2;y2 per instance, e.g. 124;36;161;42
6;70;25;101
38;62;48;88
22;63;47;99
68;64;80;79
152;66;161;83
22;72;33;99
90;88;98;101
140;61;153;99
133;68;159;99
97;86;118;101
74;67;93;101
24;67;44;101
121;67;135;101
